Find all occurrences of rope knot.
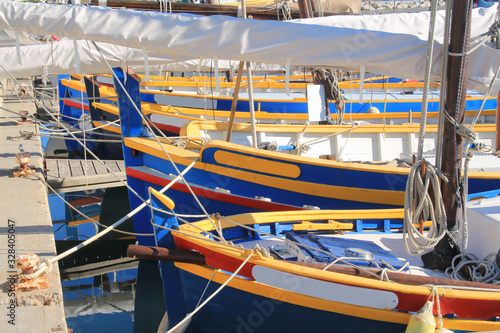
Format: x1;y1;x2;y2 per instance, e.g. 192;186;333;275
16;254;51;280
252;244;270;258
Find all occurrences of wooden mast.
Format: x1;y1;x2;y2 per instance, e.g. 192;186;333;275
421;0;473;270
226;0;258;147
298;0;312;19
225;61;245;142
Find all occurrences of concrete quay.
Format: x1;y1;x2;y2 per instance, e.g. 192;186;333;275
0;79;67;332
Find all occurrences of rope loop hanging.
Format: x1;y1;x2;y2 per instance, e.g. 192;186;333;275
312;68;345;124
403;160;450;255
280;1;292;21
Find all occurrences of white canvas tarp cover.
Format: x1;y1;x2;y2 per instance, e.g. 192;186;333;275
0;1;498;94
0;39;284;77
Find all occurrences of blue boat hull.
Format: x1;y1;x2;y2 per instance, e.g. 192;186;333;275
124;142;500;221
115;68;500;230
156;263;472;333
143;89;497;115
178;267;405;333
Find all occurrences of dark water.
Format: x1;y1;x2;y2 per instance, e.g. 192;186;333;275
49;193;137;333
62;270;136;333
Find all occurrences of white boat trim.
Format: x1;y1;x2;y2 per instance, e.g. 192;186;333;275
252;265;400;309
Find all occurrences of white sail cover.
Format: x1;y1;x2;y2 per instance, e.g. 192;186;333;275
0;1;498;94
0;39;284;78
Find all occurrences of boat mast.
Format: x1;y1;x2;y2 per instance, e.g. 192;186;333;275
226;0;258;147
298;0;312;19
422;0;473;270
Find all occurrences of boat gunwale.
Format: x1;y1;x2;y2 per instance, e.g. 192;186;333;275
173;209;500;301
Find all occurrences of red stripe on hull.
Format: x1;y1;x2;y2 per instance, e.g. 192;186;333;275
148;121;181;135
64;99;90;111
69;196;104;206
126;166;304;212
175;236;256;279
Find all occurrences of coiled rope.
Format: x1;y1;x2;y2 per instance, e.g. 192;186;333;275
403;160;450;255
445;253;500;284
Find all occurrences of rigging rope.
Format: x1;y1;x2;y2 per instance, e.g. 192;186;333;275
403;0;441;252
312;68;345;124
281;1;292;21
470;63;500;129
416;0;438;160
91;41;227;242
449;6;500;57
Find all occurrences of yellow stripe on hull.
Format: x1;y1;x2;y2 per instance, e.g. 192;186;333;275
92;121;121;134
124;137;500;205
123;137;406;206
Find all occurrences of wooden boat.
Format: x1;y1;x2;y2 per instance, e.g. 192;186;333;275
84;84;498;170
112;1;500;328
114;67;500;219
126;187;500;332
178;119;499;165
57;72;497;166
3;1;499;332
60;74;497;132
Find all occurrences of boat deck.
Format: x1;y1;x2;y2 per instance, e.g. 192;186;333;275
0;79;68;332
241;233;448;280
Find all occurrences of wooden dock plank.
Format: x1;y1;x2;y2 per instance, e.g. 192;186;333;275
115;160;124;173
81;160;98;176
93;159;109;175
105;160;121;173
69;159;84;177
45;159;126;193
58;159;71;179
45;159;59;179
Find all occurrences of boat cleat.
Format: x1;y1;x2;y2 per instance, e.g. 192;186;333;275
15;254;49;292
13;145;33;178
18;109;33;124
